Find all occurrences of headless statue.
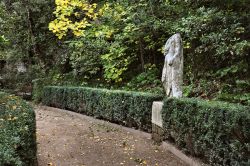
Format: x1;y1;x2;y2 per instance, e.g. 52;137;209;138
161;33;183;98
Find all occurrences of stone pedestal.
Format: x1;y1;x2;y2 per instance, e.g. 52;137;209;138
151;101;164;143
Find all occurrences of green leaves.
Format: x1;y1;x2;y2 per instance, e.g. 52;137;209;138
0;93;36;166
162;97;250;165
42;86;163;131
101;43;132;82
1;0;250;101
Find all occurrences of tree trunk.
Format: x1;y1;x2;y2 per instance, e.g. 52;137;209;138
139;38;145;72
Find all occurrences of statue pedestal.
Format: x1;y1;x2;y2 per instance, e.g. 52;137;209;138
151;101;164;143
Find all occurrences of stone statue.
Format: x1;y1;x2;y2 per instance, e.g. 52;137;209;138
161;33;183;98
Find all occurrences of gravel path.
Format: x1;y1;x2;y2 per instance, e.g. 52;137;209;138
36;106;187;166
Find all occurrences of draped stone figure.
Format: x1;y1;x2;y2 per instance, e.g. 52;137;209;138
161;33;183;97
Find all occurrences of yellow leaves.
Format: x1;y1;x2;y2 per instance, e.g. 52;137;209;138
184;42;191;49
49;0;99;39
47;162;52;166
105;30;113;38
49;16;91;39
94;25;115;39
142;160;147;165
73;30;83;37
87;8;94;14
6;115;18;121
98;3;110;16
74;12;80;17
55;0;69;6
49;1;115;39
49;19;70;39
133;158;148;165
92;3;97;8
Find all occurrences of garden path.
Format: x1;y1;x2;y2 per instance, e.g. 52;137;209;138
35;106;186;166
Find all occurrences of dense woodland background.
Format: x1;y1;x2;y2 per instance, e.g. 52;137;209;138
0;0;249;105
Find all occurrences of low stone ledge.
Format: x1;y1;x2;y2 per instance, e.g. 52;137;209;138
152;123;164;143
151;101;164;143
151;101;206;166
151;101;163;127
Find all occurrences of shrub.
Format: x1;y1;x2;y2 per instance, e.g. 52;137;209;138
0;92;37;166
42;86;163;131
162;97;250;166
32;78;50;103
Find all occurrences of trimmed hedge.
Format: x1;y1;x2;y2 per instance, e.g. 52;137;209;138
32;78;49;103
42;86;163;131
0;92;37;166
162;98;250;166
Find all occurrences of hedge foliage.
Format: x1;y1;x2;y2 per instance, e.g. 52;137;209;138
0;92;37;166
32;78;51;103
162;98;250;166
42;86;163;131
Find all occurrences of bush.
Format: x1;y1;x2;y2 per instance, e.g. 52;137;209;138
42;86;163;131
32;78;50;103
0;92;37;166
162;97;250;166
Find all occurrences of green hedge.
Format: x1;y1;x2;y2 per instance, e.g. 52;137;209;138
32;78;51;103
0;92;37;166
42;86;163;131
162;98;250;166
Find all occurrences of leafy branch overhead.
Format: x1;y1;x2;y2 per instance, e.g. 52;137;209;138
49;0;106;39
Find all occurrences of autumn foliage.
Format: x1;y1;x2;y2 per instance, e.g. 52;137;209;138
49;0;99;39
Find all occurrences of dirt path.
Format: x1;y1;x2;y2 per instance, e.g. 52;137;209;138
36;106;187;166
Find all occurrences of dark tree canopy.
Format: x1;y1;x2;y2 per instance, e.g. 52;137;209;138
0;0;249;104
